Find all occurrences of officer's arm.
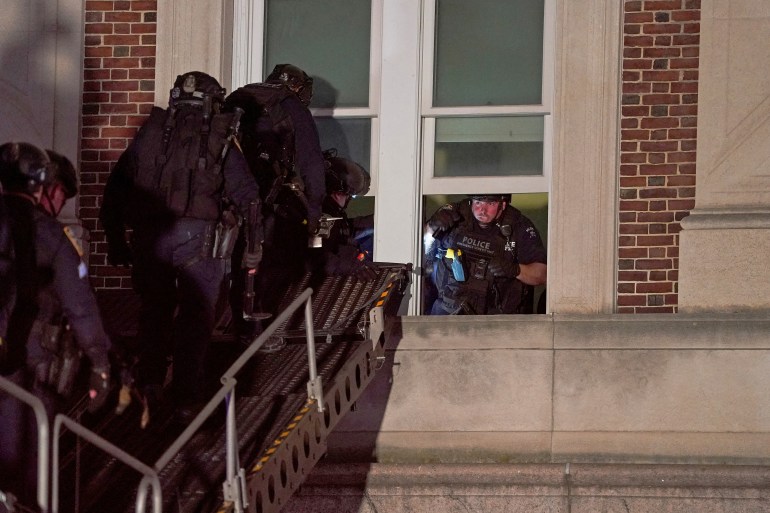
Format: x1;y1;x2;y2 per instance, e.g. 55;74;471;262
49;226;111;370
223;146;260;219
284;97;325;223
517;262;547;286
514;215;547;286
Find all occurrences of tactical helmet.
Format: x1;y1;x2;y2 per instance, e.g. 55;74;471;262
468;193;511;203
323;149;370;197
266;64;314;106
45;150;78;199
169;71;226;108
0;141;51;194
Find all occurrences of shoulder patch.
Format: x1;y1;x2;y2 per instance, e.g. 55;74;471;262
63;226;84;257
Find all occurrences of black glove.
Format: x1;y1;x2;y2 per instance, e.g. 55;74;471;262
242;243;263;269
428;205;460;233
106;235;132;267
88;367;111;413
306;216;320;236
488;256;520;279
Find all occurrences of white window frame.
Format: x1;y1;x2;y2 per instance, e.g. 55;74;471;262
231;0;383;195
419;0;555;197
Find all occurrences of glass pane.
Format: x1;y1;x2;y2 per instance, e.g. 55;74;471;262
433;117;543;177
434;0;544;107
314;117;371;172
265;0;371;108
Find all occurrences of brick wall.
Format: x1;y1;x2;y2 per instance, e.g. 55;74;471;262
618;0;699;313
81;0;157;290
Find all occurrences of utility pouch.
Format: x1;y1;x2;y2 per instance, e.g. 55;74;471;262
54;327;81;397
39;321;62;353
469;258;488;281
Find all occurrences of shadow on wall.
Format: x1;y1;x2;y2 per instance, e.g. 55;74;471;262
0;4;75;146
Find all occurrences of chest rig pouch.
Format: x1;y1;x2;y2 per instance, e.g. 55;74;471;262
440;227;500;314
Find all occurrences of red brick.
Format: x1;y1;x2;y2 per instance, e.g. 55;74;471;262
617;295;647;306
104;35;141;46
643;1;683;9
637;211;675;223
109;11;142;22
637;282;673;293
103;57;141;68
643;23;682;35
670;57;699;69
639;188;677;199
640;117;679;129
637;235;675;246
668;199;695;210
635;259;673;270
85;23;114;35
103;80;140;92
642;70;681;82
639;140;678;152
625;58;653;70
132;24;156;34
131;1;158;10
667;151;696;163
101;127;141;138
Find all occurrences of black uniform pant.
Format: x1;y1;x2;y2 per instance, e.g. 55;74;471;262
131;218;228;405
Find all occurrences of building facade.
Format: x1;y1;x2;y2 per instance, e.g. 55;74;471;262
3;0;770;503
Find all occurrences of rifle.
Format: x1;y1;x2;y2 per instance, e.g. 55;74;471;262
243;200;271;320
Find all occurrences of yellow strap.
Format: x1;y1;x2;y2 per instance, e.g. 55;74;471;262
63;226;84;257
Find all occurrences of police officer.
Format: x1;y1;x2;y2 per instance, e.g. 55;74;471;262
0;142;112;505
225;64;326;342
100;72;261;425
311;149;377;281
424;193;547;315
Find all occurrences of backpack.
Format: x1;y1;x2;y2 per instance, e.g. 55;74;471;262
130;102;241;223
224;83;296;205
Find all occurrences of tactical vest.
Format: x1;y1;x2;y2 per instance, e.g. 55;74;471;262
433;201;530;314
131;104;239;223
224;83;296;203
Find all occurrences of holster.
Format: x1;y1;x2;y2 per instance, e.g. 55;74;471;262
203;207;242;260
34;319;82;398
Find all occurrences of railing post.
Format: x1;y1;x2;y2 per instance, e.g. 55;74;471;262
304;297;324;413
222;383;248;512
0;375;50;513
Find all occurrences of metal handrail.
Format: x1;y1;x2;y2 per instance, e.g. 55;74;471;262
45;287;320;513
0;375;50;513
219;288;323;512
51;415;162;513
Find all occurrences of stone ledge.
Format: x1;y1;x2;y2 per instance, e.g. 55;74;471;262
284;462;770;513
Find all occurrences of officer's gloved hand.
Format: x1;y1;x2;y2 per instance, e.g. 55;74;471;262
88;366;111;413
428;205;461;233
306;217;320;236
488;256;520;279
106;235;132;267
242;244;263;269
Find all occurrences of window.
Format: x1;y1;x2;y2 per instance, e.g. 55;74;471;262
421;0;552;196
231;0;553;313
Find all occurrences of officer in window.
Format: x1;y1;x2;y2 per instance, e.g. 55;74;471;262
424;193;547;315
0;142;112;506
225;64;327;346
99;72;261;426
